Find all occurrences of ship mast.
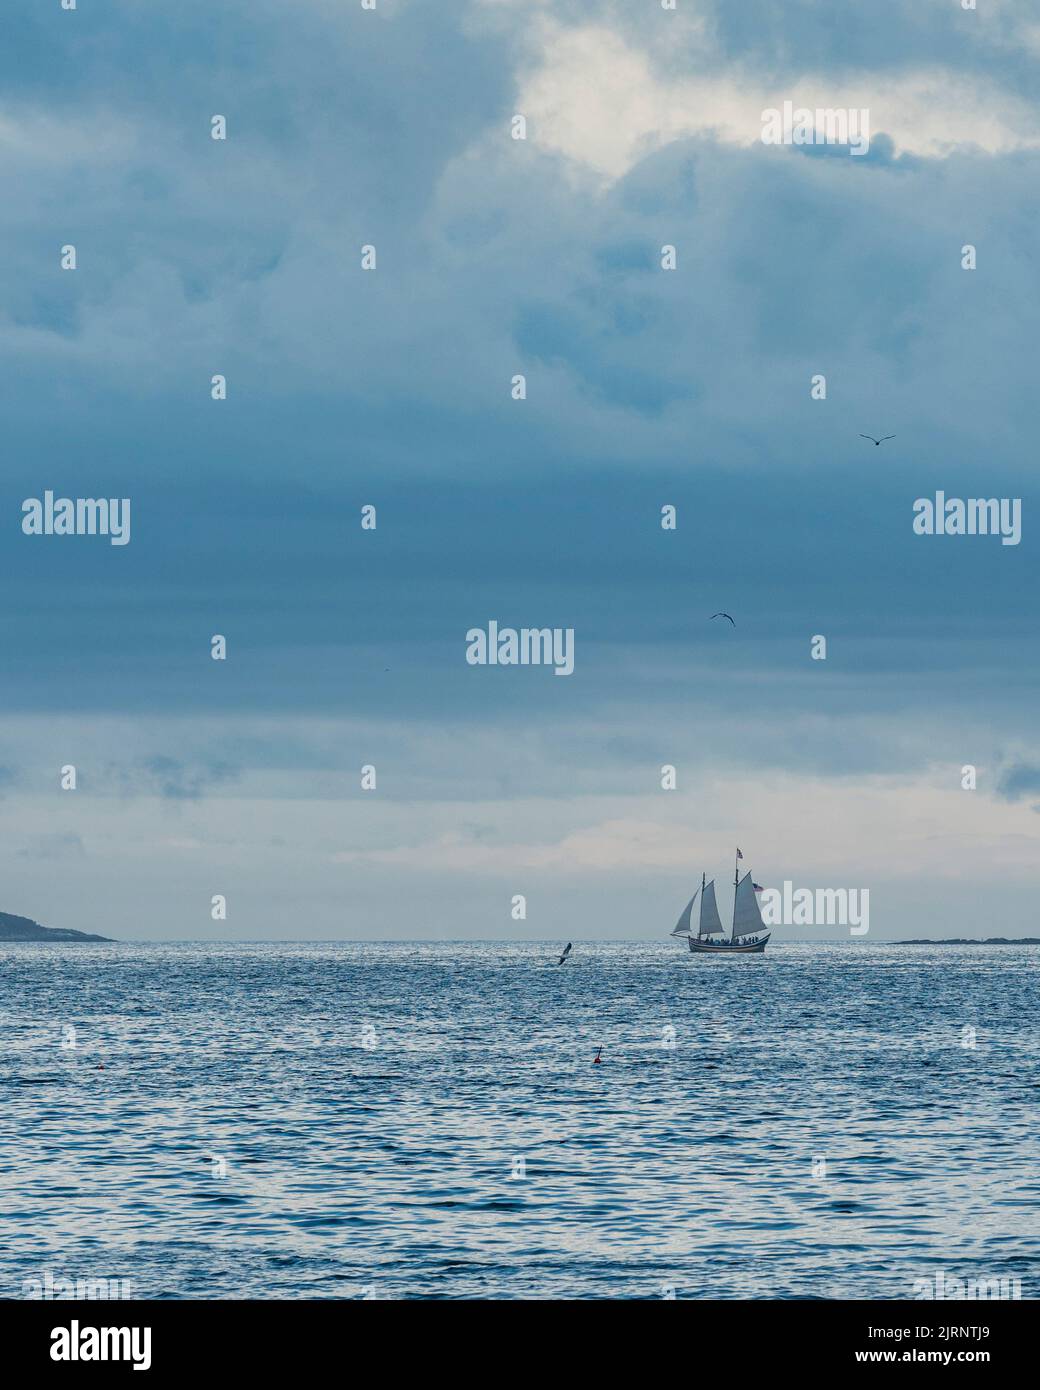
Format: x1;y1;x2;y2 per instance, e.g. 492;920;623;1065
733;849;740;943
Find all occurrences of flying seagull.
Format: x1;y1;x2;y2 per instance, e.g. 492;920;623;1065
710;613;736;626
557;942;572;965
859;434;895;446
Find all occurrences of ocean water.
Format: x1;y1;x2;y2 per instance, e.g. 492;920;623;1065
1;940;1037;1301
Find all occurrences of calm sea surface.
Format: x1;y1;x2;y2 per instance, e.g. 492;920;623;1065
1;941;1037;1300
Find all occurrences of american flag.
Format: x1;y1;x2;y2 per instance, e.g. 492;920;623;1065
736;847;743;859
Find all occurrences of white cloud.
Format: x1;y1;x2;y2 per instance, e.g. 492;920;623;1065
516;22;1040;180
330;771;1040;882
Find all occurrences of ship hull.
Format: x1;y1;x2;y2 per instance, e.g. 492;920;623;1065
688;933;769;955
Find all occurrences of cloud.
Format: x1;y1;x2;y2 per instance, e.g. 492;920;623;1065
331;818;687;872
0;0;1036;937
514;21;1040;181
111;757;240;802
330;772;1040;882
17;832;86;860
995;764;1040;804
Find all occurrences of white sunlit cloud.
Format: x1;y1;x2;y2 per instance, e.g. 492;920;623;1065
514;22;1040;181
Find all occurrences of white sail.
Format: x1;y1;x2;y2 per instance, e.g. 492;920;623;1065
670;891;699;936
699;879;723;936
731;871;765;942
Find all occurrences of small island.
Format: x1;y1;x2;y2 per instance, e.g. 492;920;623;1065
0;910;113;943
892;937;1040;946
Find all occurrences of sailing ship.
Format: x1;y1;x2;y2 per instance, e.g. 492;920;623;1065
670;849;770;955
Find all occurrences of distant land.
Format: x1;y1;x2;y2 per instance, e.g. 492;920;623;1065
0;910;112;943
893;937;1040;946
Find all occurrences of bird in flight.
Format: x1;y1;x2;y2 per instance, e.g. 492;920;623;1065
710;613;736;626
557;942;572;965
860;434;895;446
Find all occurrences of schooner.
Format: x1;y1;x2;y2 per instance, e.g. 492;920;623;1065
670;849;770;955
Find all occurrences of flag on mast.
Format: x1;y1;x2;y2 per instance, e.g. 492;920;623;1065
736;847;743;859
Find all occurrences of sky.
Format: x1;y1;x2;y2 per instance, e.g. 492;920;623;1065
0;0;1037;940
